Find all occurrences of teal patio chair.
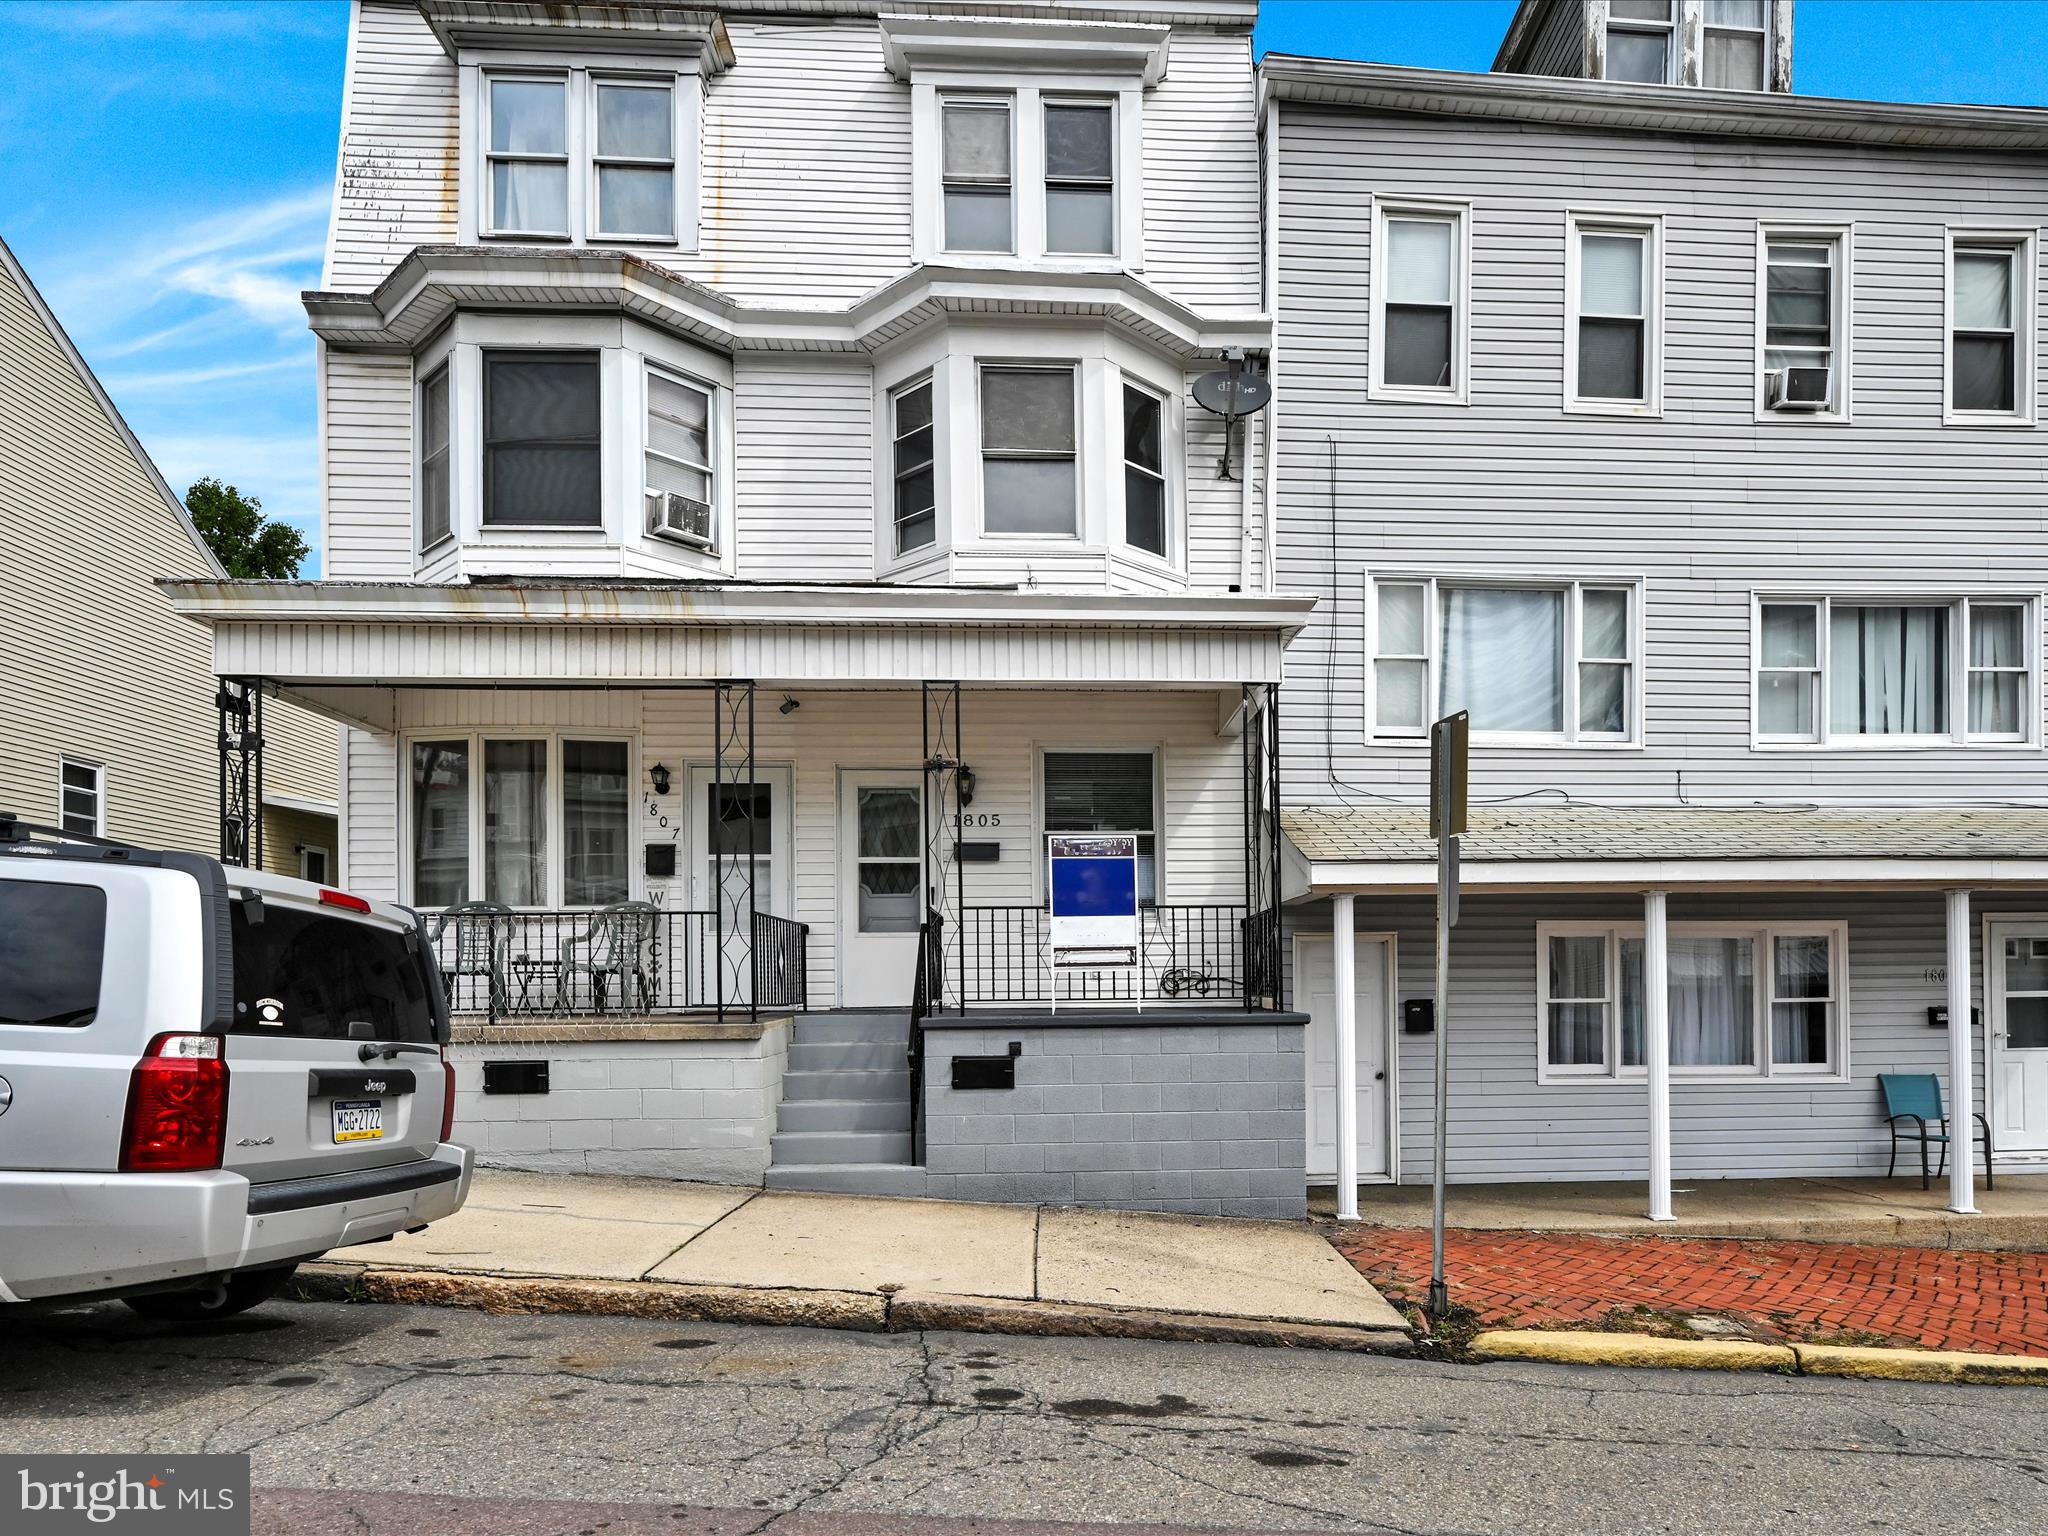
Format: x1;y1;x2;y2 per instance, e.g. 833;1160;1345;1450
1878;1073;1993;1191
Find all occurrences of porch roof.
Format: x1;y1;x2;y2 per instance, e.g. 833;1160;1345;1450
1285;804;2048;895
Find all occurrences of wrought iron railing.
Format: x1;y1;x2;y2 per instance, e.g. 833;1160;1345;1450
1241;906;1282;1012
428;907;808;1023
951;903;1250;1006
908;910;943;1166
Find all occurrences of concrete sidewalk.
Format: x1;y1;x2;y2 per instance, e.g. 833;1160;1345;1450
318;1169;1409;1350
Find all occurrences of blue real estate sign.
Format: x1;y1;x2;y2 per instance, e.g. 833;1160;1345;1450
1047;833;1140;964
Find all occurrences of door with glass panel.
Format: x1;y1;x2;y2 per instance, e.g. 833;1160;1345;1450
685;766;792;1005
1989;922;2048;1155
840;772;923;1008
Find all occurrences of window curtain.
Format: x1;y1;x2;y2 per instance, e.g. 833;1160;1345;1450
1667;936;1754;1067
1830;605;1947;735
1440;587;1564;732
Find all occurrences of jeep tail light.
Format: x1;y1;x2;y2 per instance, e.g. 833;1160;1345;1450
120;1033;229;1173
318;888;372;914
440;1048;457;1143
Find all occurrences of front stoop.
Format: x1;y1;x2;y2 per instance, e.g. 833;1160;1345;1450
766;1009;928;1198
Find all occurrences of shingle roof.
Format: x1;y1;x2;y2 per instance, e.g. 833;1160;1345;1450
1283;804;2048;865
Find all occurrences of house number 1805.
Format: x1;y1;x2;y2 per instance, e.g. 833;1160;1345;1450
1925;966;1947;984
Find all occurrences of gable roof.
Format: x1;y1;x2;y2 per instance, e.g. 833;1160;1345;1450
0;233;225;578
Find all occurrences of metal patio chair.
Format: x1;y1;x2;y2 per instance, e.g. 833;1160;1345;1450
428;901;512;1016
1879;1072;1994;1190
560;901;660;1015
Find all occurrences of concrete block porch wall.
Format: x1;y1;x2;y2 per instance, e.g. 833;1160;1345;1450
920;1018;1311;1218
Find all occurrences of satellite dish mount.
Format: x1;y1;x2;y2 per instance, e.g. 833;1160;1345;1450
1191;348;1272;482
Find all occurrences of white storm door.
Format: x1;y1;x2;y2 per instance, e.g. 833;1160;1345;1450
1989;923;2048;1155
840;771;924;1008
1301;932;1393;1182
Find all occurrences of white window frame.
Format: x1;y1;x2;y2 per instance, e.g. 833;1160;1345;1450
889;374;939;559
1535;919;1850;1085
1117;378;1170;562
587;75;683;245
938;93;1017;257
1701;0;1771;91
418;363;453;553
1750;594;2041;750
1944;227;2037;427
1601;1;1677;85
482;71;572;240
1368;198;1472;406
1040;94;1117;258
298;844;332;885
1564;210;1664;418
399;731;639;910
58;757;104;839
642;360;718;554
976;360;1081;541
1032;744;1166;905
912;81;1143;270
1754;223;1853;423
1366;574;1646;747
465;57;701;252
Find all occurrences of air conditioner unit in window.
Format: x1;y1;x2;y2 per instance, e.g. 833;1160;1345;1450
647;490;714;549
1766;366;1831;412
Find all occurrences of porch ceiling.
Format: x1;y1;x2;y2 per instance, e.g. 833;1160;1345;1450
1285;804;2048;895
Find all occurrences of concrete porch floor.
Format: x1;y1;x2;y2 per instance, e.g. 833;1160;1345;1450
1312;1174;2048;1251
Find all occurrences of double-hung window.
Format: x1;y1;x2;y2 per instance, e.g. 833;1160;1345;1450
486;77;570;238
1754;596;2037;745
1703;0;1770;90
942;98;1014;254
1042;750;1158;902
409;735;631;908
1371;578;1639;743
891;379;937;555
1121;384;1166;557
593;80;676;241
644;366;715;548
59;758;103;838
1373;204;1466;398
980;365;1077;536
483;351;602;528
1044;101;1114;255
1759;230;1847;417
419;365;451;550
1950;235;2033;420
1568;215;1659;411
1604;0;1675;84
1538;922;1846;1081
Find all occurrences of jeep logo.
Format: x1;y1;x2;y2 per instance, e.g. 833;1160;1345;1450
363;1079;387;1094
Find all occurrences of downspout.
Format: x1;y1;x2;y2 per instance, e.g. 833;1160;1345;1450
1254;82;1282;596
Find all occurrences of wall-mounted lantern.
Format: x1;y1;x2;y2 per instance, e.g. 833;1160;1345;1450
648;762;672;796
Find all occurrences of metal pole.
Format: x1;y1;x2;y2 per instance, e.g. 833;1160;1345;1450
252;680;265;871
1946;888;1978;1216
1333;892;1359;1223
1428;830;1453;1318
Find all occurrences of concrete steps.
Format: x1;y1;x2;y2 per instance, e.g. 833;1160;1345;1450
769;1009;924;1196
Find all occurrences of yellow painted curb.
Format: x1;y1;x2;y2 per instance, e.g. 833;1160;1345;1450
1471;1329;1794;1373
1794;1344;2048;1386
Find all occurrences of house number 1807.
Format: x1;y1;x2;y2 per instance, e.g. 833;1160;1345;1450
1925;966;1947;984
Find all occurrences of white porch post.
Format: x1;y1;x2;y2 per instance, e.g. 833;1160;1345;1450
1332;893;1359;1222
1644;889;1674;1222
1946;888;1979;1216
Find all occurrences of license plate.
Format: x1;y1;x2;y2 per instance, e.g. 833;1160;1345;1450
332;1099;384;1144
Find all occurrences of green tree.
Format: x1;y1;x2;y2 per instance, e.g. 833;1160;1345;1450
185;477;310;579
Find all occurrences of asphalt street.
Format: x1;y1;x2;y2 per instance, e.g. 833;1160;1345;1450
2;1298;2042;1536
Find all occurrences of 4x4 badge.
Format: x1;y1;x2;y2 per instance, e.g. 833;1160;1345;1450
235;1136;274;1147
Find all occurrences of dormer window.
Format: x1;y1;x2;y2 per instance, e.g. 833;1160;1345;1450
1604;0;1675;85
1704;0;1769;90
1044;102;1115;256
487;78;570;238
942;98;1014;254
594;81;676;241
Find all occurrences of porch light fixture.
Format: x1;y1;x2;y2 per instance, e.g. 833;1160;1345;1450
956;764;977;807
779;694;800;715
648;763;672;795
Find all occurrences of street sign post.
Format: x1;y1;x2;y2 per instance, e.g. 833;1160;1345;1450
1427;711;1467;1319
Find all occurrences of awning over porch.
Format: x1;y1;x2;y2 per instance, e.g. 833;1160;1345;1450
1284;803;2048;896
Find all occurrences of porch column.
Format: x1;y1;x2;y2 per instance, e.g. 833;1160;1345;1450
1946;888;1979;1216
1643;889;1674;1222
1332;893;1359;1222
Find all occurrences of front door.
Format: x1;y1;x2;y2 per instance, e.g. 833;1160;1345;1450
1300;932;1393;1182
840;772;923;1008
1989;921;2048;1155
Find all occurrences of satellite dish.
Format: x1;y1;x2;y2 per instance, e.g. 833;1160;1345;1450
1192;368;1271;418
1191;350;1268;481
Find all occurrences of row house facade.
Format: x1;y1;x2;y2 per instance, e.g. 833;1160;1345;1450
169;0;2048;1222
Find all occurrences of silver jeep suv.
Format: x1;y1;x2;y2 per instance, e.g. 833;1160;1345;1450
0;814;471;1319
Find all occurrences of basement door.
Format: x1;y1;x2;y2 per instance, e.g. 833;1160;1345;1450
1989;921;2048;1156
839;771;923;1008
1299;932;1394;1183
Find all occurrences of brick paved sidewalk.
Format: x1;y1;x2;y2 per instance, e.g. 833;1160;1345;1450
1333;1227;2048;1356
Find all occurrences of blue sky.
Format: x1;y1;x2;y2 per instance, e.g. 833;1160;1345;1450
1;0;2045;577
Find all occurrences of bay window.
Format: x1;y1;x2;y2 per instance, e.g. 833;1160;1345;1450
1539;921;1845;1081
1568;215;1660;410
891;379;937;554
1370;577;1639;743
942;97;1013;254
1044;101;1114;255
483;351;601;528
1754;596;2036;745
419;365;450;550
408;735;633;908
1121;384;1166;557
980;365;1077;535
644;365;715;548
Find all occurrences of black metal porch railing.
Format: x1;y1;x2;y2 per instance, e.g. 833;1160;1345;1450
953;903;1250;1006
429;908;807;1022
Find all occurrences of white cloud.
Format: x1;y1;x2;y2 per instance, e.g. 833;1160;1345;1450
102;352;311;393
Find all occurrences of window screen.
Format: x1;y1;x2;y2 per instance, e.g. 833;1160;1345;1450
981;367;1077;535
1044;102;1113;254
483;353;601;527
942;99;1012;253
0;881;105;1027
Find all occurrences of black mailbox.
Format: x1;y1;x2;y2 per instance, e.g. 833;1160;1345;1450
483;1060;549;1095
1402;998;1435;1035
645;843;677;878
951;1042;1022;1090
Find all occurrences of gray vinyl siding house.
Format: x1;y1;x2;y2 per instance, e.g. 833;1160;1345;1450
1261;25;2048;1210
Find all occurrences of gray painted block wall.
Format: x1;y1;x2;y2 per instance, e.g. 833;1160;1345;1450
448;1027;789;1183
921;1022;1309;1218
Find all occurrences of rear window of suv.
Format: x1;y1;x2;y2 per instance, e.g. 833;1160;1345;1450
231;900;437;1043
0;880;106;1027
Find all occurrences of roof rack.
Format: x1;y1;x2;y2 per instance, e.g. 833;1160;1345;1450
0;812;145;859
